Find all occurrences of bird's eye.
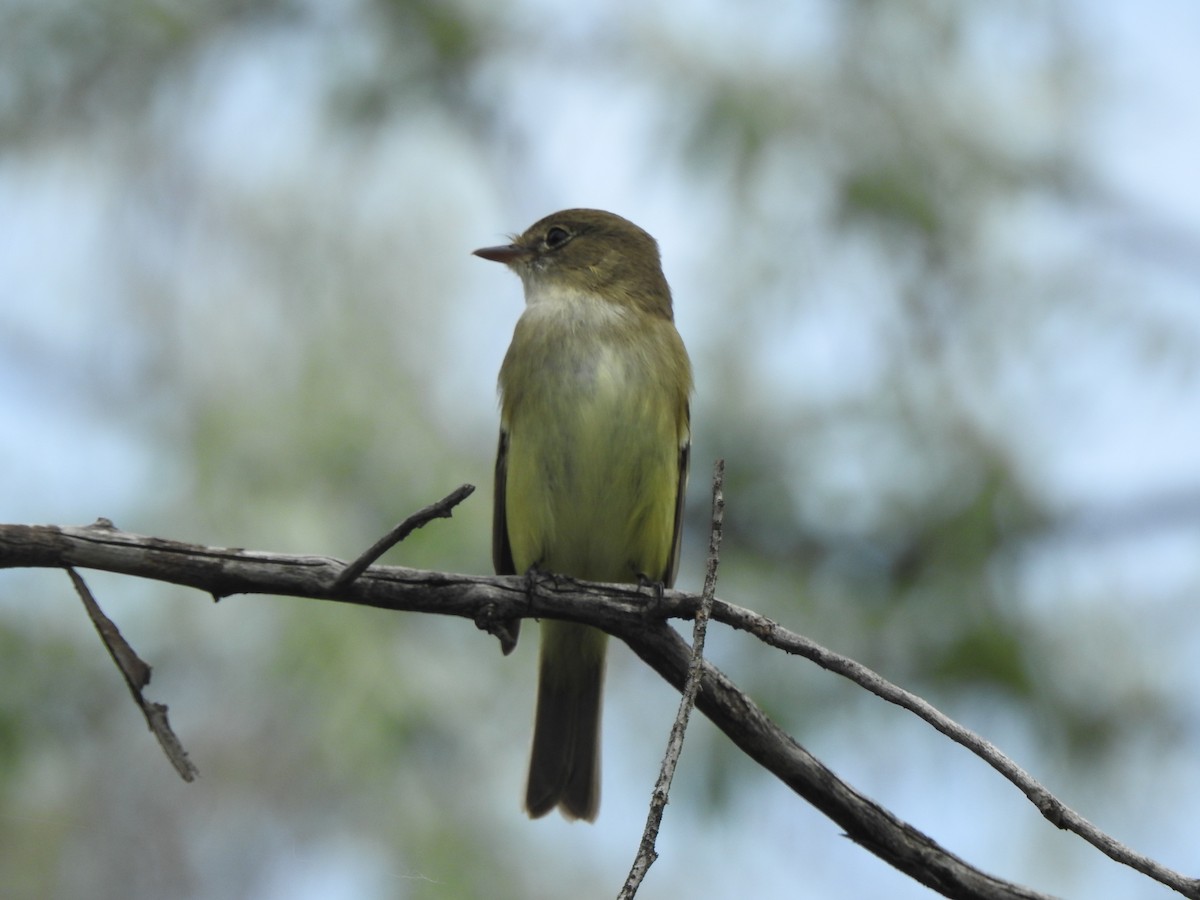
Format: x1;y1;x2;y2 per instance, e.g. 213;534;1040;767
544;226;571;248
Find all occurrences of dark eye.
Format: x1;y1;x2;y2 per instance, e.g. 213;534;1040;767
545;226;571;248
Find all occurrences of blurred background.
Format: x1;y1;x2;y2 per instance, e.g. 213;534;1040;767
2;0;1198;897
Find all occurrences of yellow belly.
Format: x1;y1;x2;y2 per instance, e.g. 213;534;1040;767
503;344;679;584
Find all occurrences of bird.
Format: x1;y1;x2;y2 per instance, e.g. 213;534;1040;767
474;208;693;821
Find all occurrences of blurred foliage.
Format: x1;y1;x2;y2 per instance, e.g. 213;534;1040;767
2;0;1197;897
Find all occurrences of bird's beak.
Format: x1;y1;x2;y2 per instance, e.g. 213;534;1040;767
473;242;532;264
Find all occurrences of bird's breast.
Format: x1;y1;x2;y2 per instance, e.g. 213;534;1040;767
498;296;681;583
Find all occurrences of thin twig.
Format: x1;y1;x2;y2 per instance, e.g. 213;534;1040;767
68;567;198;782
620;459;725;899
328;484;475;592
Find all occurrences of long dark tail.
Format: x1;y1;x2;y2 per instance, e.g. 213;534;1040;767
525;621;607;821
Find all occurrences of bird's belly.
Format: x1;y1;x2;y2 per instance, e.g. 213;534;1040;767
504;352;677;584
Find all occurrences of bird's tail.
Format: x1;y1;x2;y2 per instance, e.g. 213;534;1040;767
524;621;607;822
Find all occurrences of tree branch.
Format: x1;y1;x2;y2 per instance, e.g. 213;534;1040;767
678;595;1197;894
2;521;1196;899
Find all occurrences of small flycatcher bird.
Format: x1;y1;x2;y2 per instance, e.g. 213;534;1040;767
474;209;692;822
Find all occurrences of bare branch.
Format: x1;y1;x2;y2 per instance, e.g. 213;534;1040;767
3;521;1196;899
621;623;1059;900
328;484;476;592
676;596;1200;898
68;566;198;782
